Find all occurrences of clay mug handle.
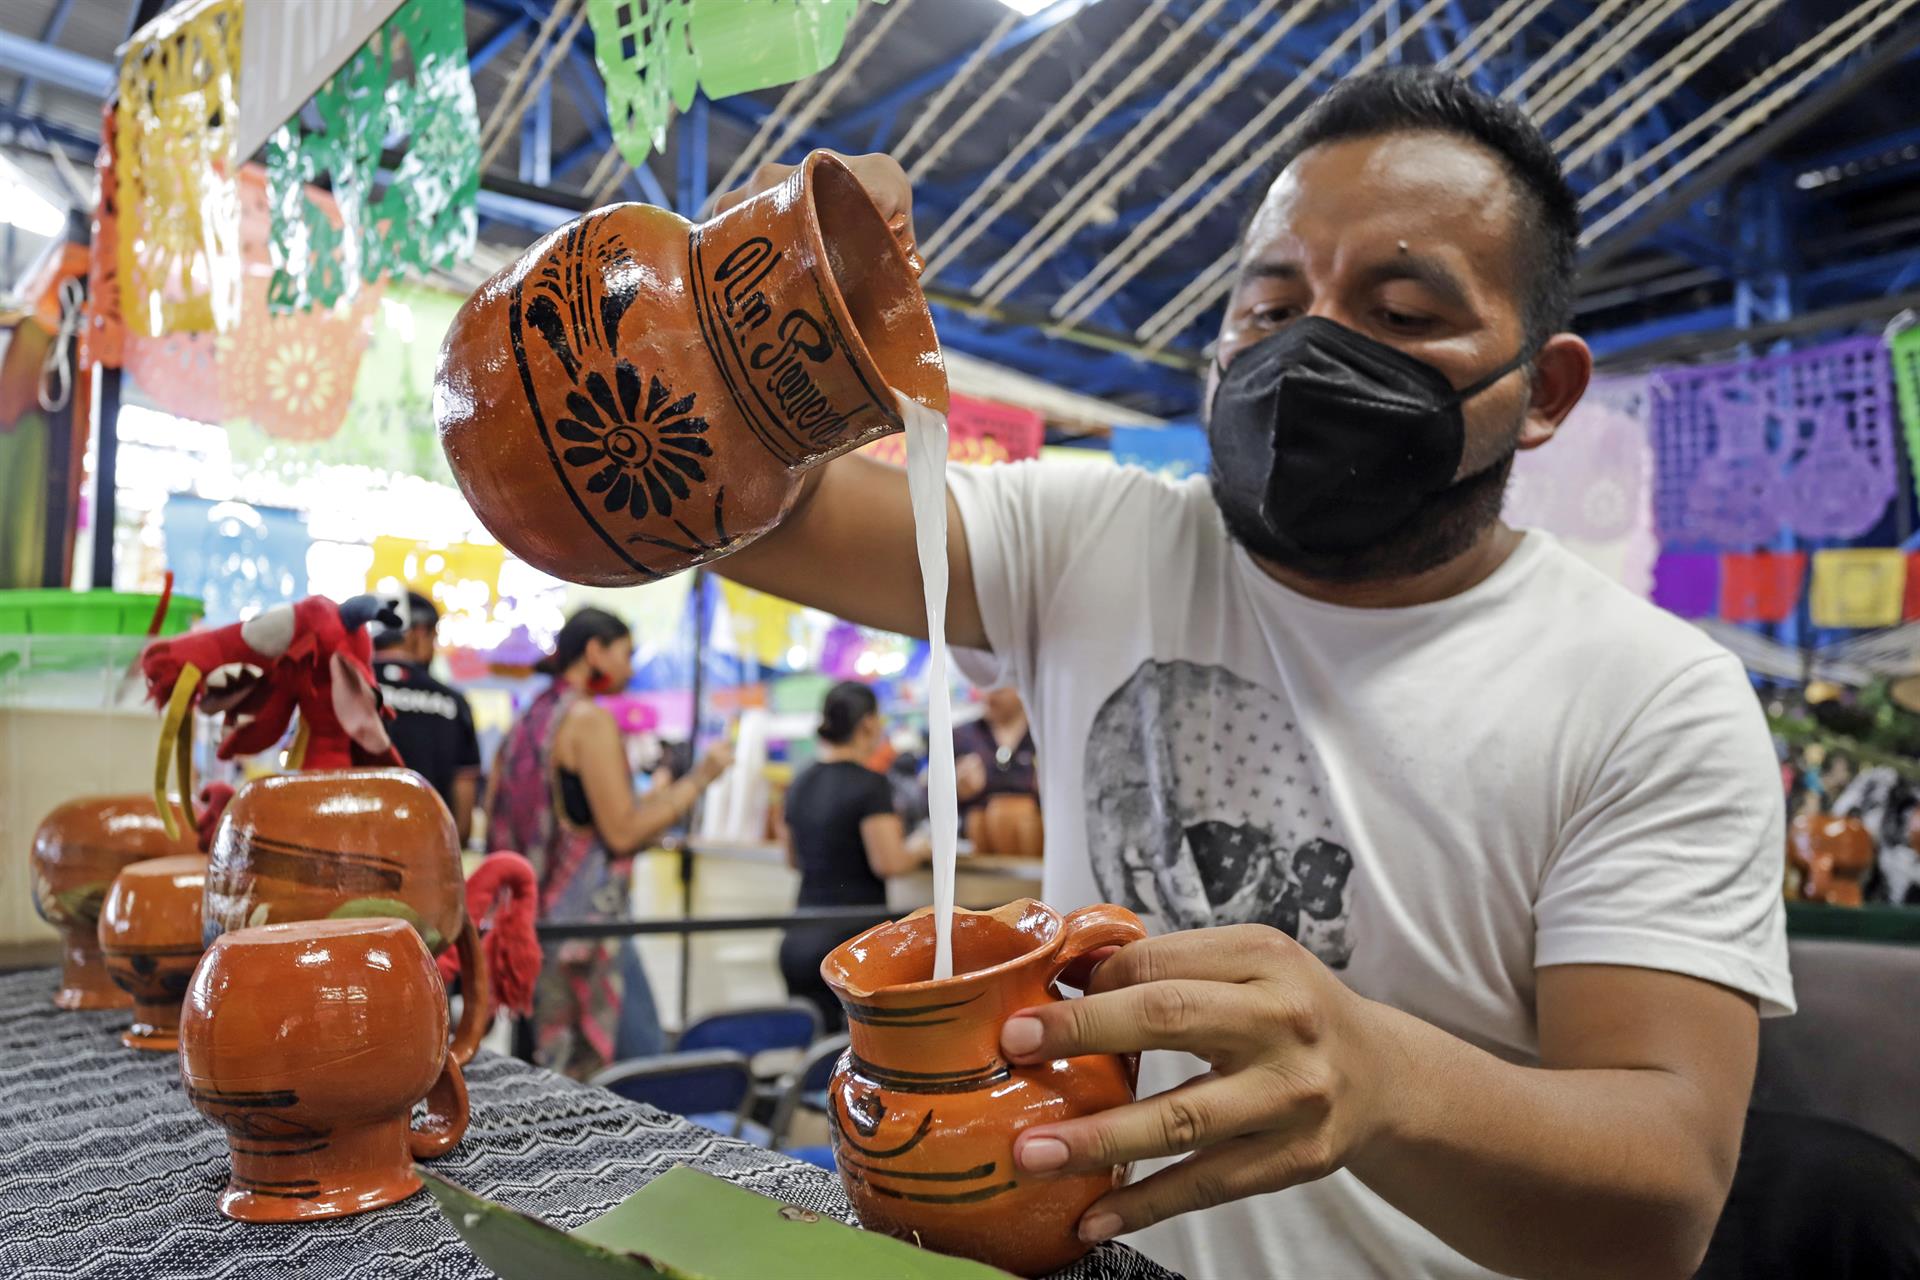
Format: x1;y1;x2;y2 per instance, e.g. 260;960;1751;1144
446;913;490;1067
1047;904;1147;1088
1046;903;1146;991
886;213;925;279
408;1051;470;1160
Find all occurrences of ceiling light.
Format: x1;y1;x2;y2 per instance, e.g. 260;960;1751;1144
996;0;1058;14
0;154;63;237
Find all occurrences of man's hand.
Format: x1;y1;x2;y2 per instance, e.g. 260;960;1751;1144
694;740;736;786
956;753;988;801
1000;925;1393;1244
712;151;914;242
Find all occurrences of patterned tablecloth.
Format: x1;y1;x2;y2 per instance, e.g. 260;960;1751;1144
0;969;1176;1280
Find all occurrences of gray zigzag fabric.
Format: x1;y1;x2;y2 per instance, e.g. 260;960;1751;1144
0;970;1176;1280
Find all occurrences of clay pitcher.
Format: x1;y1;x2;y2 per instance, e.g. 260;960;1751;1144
1788;812;1874;906
31;795;198;1009
98;853;208;1050
435;149;948;586
822;899;1146;1277
205;768;490;1063
180;917;469;1222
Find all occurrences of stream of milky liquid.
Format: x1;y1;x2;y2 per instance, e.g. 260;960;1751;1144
899;391;958;981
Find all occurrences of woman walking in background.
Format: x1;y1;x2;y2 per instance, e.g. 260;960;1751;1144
488;607;733;1078
780;681;928;1030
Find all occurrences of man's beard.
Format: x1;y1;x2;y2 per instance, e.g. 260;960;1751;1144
1211;448;1517;584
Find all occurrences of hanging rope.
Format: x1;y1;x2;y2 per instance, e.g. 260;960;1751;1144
582;139;627;205
1130;250;1238;350
944;0;1295;296
1130;0;1629;349
1052;0;1449;330
477;0;580;162
1437;0;1539;76
889;7;1023;167
1578;0;1883;212
709;0;918;200
478;0;592;176
904;2;1081;182
1582;0;1920;245
920;0;1211;284
1557;0;1780;171
1500;0;1634;104
1526;0;1692;124
1451;0;1556;80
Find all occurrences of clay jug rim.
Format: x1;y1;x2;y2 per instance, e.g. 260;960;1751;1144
211;915;420;950
820;897;1059;1001
110;853;209;882
790;150;949;419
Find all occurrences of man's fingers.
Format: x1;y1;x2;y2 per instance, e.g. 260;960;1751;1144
1073;1131;1338;1243
1086;924;1303;995
1001;980;1245;1062
1013;1074;1274;1174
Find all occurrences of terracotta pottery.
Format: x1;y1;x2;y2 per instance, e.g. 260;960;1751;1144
97;854;208;1051
180;917;470;1222
205;768;490;1064
1789;812;1874;906
822;899;1146;1277
966;795;1045;861
31;795;198;1009
435;149;948;586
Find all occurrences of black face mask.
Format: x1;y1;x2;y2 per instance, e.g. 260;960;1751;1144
1207;316;1534;555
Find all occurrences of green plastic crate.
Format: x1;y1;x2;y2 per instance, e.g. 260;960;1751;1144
0;590;202;638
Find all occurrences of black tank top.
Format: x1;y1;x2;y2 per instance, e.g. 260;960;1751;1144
557;767;593;828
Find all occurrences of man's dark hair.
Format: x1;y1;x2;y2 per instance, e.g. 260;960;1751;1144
1269;66;1580;348
373;590;440;651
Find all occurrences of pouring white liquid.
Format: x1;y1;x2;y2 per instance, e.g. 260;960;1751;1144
899;392;959;981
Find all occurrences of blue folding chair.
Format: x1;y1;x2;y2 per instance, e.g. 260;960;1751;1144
769;1033;851;1169
591;1048;767;1143
674;1000;823;1062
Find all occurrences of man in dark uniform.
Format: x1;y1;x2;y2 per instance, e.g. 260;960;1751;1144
373;591;481;845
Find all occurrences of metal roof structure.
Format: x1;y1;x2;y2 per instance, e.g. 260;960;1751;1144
3;0;1918;422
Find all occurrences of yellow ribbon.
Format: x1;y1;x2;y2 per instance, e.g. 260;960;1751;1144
154;662;201;842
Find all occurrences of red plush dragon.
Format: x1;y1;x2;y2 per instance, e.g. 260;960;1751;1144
142;594;405;774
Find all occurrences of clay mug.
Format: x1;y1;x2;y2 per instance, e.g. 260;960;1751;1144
1788;812;1874;906
966;794;1045;860
822;899;1147;1277
204;768;490;1064
97;853;208;1050
32;795;198;1009
179;917;469;1222
435;149;948;586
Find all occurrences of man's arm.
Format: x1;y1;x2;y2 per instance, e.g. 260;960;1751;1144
1001;931;1755;1280
708;153;988;650
718;452;987;648
450;770;477;847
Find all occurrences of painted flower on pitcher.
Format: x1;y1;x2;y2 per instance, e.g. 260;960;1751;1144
557;361;712;520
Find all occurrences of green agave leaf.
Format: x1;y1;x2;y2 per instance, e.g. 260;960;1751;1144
422;1165;1017;1280
418;1168;685;1280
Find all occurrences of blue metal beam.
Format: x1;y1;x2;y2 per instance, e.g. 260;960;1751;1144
519;81;552;185
11;0;81;114
0;28;114;98
677;96;709;218
470;14;531;74
831;0;1105;142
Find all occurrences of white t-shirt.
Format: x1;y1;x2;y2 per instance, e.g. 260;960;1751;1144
946;460;1794;1280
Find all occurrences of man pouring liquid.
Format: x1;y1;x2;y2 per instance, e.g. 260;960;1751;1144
714;69;1793;1280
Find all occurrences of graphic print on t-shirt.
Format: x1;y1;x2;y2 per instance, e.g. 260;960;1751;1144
1083;659;1356;968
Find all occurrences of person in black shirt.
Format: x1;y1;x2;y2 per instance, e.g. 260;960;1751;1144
780;681;929;1029
373;592;481;845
